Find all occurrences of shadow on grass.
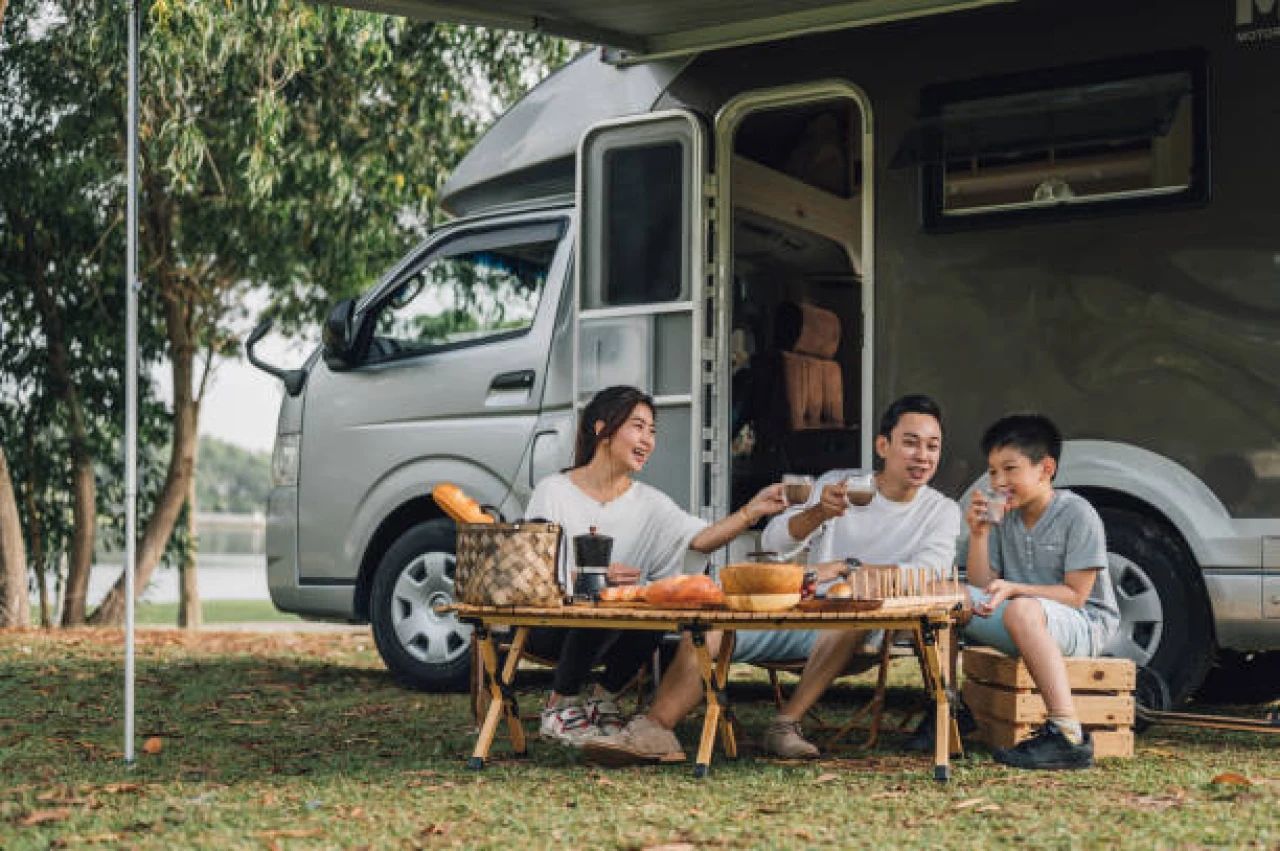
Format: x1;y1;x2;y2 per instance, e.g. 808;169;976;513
4;645;954;789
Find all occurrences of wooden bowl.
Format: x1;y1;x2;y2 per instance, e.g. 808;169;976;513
723;593;801;612
720;563;804;595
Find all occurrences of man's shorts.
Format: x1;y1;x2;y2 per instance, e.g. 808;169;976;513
731;629;818;663
729;628;887;663
963;585;1095;658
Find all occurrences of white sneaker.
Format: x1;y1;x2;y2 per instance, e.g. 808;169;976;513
540;699;597;746
583;692;624;737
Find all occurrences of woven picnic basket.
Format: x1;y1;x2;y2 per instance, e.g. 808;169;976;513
454;519;564;607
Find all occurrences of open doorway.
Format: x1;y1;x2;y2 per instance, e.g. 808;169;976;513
717;88;871;513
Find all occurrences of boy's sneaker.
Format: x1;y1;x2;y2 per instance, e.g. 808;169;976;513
762;717;819;759
992;720;1094;770
583;693;625;737
582;716;686;766
539;699;597;746
902;699;978;753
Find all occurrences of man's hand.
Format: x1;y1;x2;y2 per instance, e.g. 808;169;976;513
606;563;642;586
816;481;849;520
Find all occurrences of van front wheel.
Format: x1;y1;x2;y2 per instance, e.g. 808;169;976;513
370;520;472;691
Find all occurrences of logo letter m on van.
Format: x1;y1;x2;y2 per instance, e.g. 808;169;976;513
1238;0;1278;25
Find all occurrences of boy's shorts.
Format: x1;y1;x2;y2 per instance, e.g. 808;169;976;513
963;585;1095;658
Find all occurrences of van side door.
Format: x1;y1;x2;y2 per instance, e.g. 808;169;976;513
575;111;717;519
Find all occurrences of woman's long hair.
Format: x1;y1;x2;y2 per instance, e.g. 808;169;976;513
572;386;657;468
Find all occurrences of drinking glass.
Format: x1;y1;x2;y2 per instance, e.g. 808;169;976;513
782;474;814;506
983;486;1011;523
845;471;876;507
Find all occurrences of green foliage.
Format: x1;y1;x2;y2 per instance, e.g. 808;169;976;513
195;436;269;515
0;0;571;606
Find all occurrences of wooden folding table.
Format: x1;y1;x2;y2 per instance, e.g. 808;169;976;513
448;601;965;781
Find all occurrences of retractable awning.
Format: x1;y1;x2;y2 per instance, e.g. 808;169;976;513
331;0;1014;62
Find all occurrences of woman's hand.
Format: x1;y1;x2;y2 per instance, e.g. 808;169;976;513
973;578;1020;616
744;483;788;522
606;562;642;587
967;490;991;538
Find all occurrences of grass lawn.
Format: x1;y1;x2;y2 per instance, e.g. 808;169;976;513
132;600;302;626
1;629;1276;850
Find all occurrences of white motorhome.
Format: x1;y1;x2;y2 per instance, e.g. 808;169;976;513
250;0;1280;703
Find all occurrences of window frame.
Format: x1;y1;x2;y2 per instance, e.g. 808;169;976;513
353;218;566;367
917;49;1211;233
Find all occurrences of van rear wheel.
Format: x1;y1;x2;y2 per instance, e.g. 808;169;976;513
370;520;472;691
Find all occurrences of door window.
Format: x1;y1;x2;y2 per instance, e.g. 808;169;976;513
364;225;561;363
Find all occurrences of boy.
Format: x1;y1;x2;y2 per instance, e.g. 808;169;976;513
962;414;1119;770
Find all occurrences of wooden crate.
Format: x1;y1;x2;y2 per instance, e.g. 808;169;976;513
962;647;1135;758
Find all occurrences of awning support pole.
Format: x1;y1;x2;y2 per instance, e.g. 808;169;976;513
123;0;139;767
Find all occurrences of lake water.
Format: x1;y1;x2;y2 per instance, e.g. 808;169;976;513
87;553;269;605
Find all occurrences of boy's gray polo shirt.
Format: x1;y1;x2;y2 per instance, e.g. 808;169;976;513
960;489;1120;654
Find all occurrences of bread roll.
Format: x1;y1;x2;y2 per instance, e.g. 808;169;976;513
826;581;854;600
645;574;724;607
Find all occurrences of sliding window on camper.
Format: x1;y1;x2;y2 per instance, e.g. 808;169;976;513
896;51;1209;231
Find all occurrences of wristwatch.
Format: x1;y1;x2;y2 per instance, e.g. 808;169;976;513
842;557;861;578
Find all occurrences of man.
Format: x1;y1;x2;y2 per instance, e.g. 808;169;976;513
584;394;962;764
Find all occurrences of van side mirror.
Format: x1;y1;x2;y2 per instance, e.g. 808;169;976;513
322;298;359;370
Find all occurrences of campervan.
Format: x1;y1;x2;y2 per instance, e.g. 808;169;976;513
250;0;1280;703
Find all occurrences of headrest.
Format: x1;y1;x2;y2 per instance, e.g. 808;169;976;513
774;302;840;360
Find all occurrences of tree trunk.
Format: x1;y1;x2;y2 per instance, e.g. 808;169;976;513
0;446;31;628
90;267;201;626
23;486;49;628
28;263;98;626
59;462;96;626
178;463;201;630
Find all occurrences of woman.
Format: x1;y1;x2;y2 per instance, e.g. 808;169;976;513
526;385;786;745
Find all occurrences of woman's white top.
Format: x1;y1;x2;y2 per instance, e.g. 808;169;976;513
526;472;709;583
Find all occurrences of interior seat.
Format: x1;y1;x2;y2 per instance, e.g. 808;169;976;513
744;301;859;479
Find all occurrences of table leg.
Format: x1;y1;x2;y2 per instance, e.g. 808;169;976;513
689;628;735;778
468;625;528;770
916;620;957;783
716;631;738;760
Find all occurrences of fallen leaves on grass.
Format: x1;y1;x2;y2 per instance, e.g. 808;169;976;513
813;772;839;784
49;833;121;847
258;828;325;838
142;737;163;755
420;822;452;837
1210;772;1252;787
97;783;144;795
1124;790;1188;811
19;808;72;827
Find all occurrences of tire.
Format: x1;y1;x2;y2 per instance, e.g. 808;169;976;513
370;519;472;691
1097;507;1214;704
